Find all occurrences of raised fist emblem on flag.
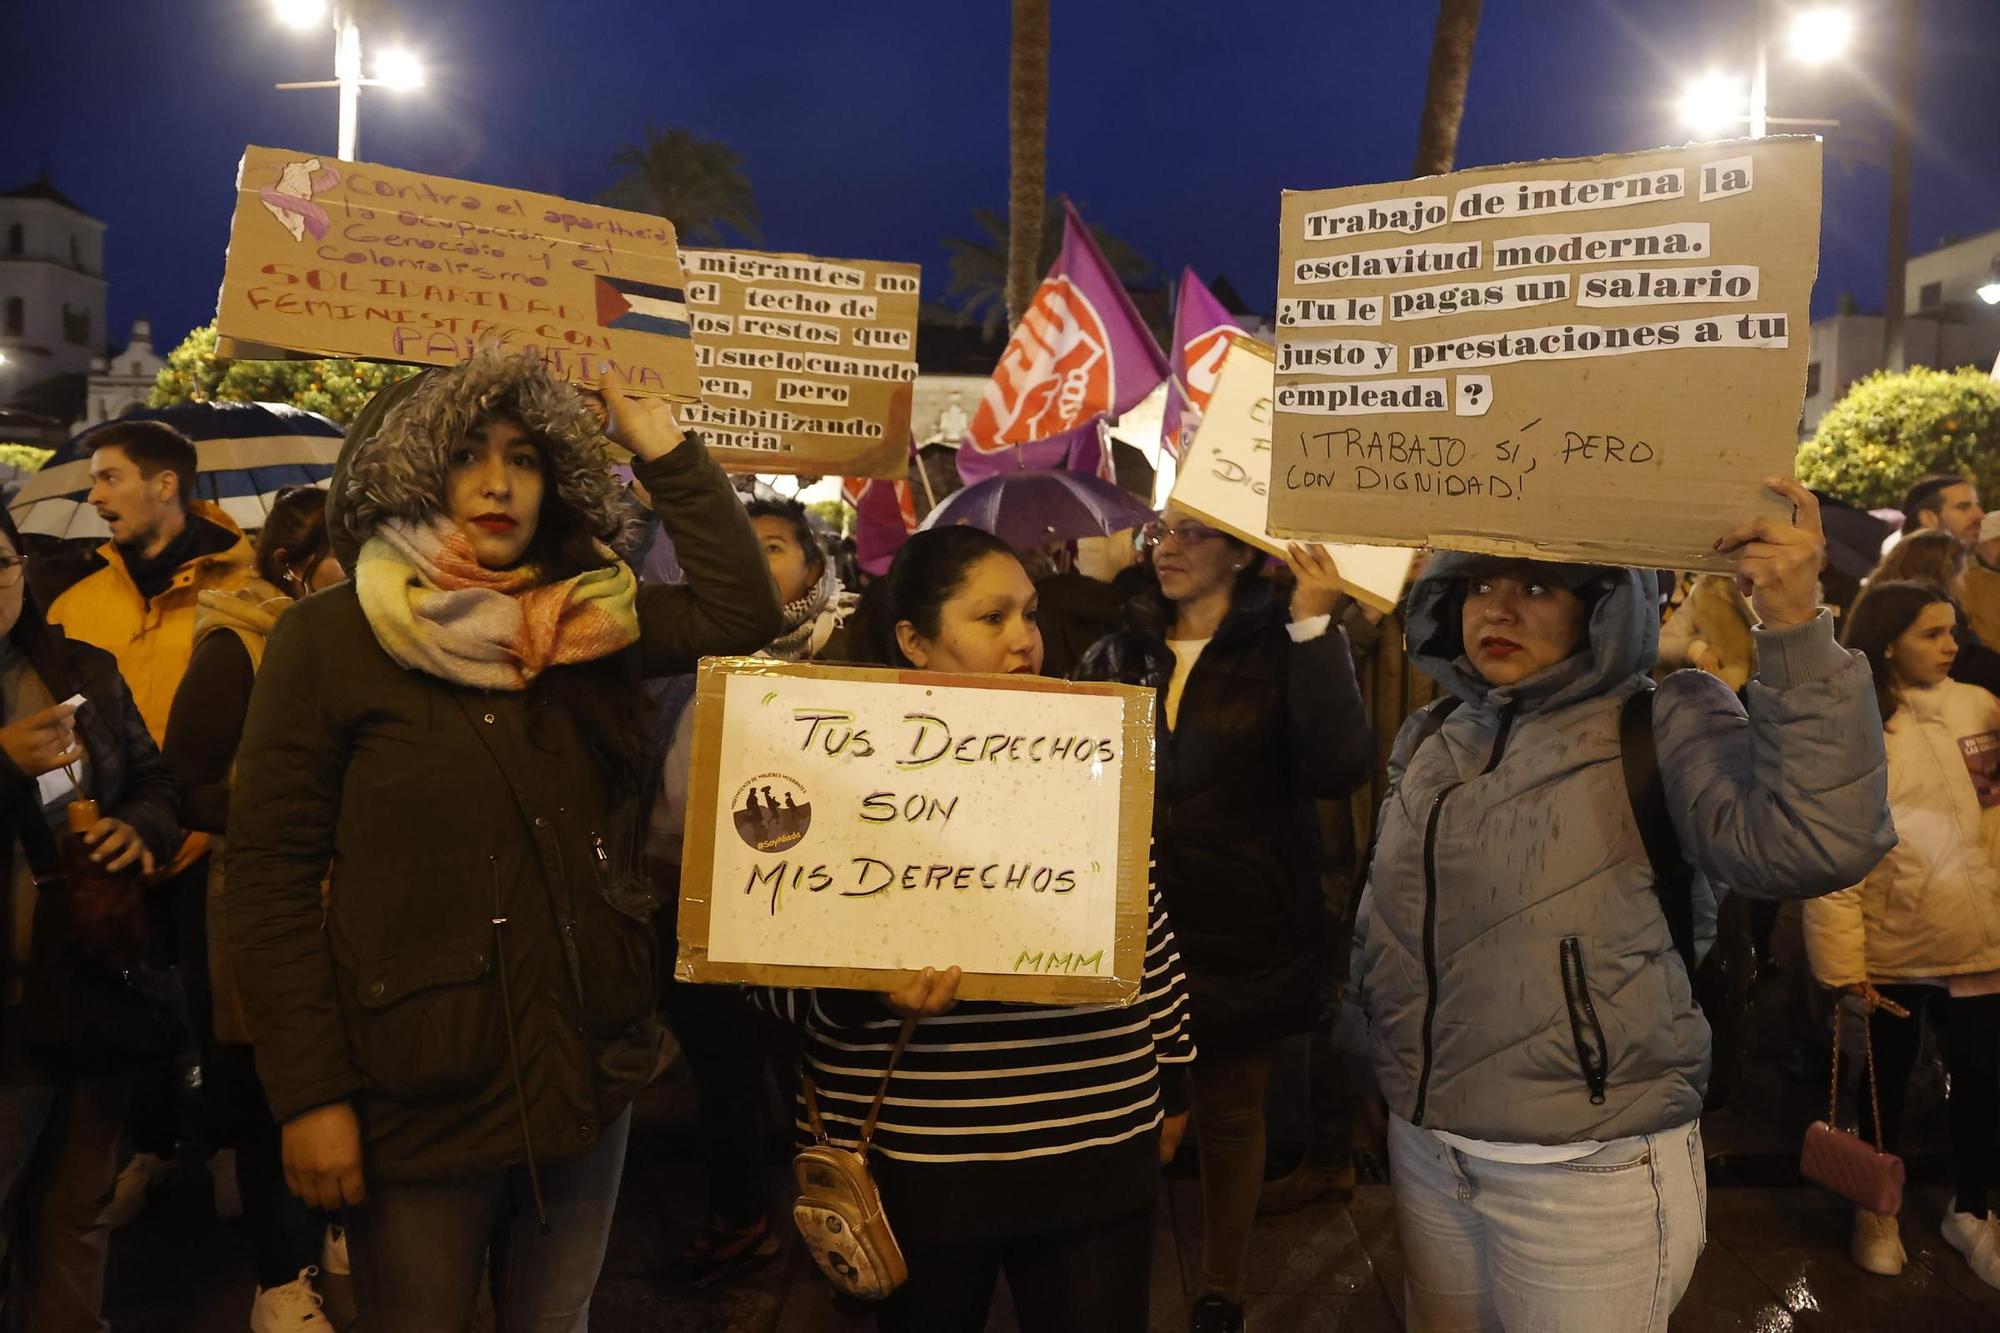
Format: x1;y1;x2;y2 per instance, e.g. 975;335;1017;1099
966;277;1113;451
1182;325;1237;418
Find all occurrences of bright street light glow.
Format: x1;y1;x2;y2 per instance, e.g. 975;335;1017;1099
271;0;328;30
1979;282;2000;306
373;48;425;91
1787;7;1856;64
1678;73;1747;137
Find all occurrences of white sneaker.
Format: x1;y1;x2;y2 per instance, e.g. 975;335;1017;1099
1850;1208;1905;1276
319;1223;349;1277
249;1267;329;1331
99;1152;175;1229
208;1148;243;1221
1941;1203;2000;1289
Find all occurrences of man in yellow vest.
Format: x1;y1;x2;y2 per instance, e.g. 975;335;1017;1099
49;421;254;741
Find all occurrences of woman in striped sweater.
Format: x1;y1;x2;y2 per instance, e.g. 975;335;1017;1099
767;525;1195;1333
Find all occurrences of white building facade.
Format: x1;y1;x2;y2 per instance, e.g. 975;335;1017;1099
1802;226;2000;434
0;177;108;388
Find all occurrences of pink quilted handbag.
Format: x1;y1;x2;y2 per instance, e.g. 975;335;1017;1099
1798;1003;1905;1217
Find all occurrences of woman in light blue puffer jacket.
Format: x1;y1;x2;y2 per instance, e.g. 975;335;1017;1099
1353;481;1894;1332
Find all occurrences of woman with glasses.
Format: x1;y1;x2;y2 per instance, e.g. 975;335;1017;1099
0;503;181;1330
160;485;347;1326
1075;510;1373;1333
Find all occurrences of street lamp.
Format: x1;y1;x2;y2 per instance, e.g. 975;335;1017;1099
1979;260;2000;306
271;2;424;161
1678;73;1749;139
1675;3;1852;137
1787;6;1857;64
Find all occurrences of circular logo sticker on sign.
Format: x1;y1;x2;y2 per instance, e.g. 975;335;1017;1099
731;772;813;853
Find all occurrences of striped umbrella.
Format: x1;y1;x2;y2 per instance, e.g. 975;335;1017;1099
10;402;344;540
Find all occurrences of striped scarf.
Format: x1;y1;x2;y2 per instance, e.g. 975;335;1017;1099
355;517;640;690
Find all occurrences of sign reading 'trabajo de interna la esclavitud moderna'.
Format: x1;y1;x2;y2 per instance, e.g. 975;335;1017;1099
1270;137;1822;571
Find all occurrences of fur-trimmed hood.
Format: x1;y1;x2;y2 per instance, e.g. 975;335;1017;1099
327;348;632;568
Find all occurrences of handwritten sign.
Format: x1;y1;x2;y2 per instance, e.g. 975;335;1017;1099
216;145;698;399
680;249;918;479
1270;138;1822;570
1171;335;1415;613
675;660;1155;1004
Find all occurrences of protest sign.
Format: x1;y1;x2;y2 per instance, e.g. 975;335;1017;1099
1171;335;1415;613
675;659;1155;1005
679;248;919;478
1271;138;1822;570
216;145;698;399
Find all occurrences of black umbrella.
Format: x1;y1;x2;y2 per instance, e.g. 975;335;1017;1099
1811;490;1894;582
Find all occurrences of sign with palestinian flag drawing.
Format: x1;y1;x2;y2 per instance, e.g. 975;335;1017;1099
216;145;700;400
678;248;920;478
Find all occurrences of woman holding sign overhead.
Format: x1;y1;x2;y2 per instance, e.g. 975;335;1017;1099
1350;480;1893;1331
1074;508;1374;1333
762;524;1197;1333
221;348;782;1332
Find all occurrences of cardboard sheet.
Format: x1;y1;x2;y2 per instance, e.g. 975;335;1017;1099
1271;139;1823;570
216;145;698;399
675;659;1156;1005
1171;335;1415;612
678;248;919;478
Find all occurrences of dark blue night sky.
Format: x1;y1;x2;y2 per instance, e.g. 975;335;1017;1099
6;0;1998;353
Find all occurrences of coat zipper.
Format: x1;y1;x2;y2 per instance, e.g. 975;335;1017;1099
1411;702;1515;1127
489;856;550;1231
1560;936;1611;1105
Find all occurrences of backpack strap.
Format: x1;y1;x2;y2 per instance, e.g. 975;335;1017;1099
1619;686;1699;976
1357;696;1463;888
1409;695;1463;752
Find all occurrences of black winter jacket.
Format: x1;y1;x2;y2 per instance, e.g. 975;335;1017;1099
224;440;782;1184
1074;581;1373;1050
0;632;181;859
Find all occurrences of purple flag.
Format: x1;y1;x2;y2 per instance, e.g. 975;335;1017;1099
1160;268;1246;459
958;199;1169;485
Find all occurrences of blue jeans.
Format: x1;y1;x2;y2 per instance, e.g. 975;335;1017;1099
346;1108;632;1333
1387;1114;1706;1333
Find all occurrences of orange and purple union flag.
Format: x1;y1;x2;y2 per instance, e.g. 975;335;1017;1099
957;200;1168;485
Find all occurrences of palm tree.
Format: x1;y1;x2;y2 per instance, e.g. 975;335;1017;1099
946;200;1154;340
600;126;762;245
1006;0;1051;329
1411;0;1484;176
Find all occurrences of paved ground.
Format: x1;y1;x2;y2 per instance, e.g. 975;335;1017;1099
100;1080;2000;1333
95;920;2000;1330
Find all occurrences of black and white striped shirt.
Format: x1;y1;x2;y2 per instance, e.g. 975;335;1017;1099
762;877;1195;1238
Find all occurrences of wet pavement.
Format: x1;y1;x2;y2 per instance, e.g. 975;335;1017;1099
95;920;2000;1330
99;1082;2000;1333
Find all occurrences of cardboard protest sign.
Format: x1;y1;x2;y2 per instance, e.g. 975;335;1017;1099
216;146;698;399
679;249;919;478
1271;138;1822;570
1171;335;1415;613
675;659;1155;1005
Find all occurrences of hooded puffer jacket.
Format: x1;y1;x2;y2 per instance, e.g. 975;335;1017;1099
225;352;783;1184
1803;678;2000;987
1354;552;1894;1145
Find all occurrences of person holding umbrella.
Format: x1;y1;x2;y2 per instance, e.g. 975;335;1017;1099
1073;511;1374;1333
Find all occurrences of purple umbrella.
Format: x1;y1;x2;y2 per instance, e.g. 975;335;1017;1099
916;469;1156;551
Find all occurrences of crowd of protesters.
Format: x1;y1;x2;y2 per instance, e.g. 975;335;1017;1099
7;349;2000;1333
